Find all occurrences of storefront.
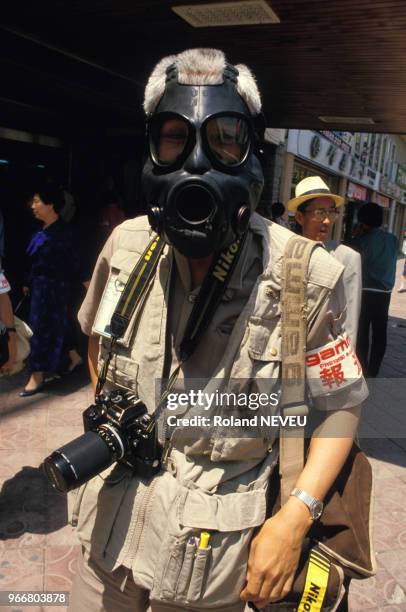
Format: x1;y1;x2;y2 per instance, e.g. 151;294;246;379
342;181;369;243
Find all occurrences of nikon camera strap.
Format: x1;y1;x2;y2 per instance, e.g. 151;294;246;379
96;234;165;396
96;231;247;397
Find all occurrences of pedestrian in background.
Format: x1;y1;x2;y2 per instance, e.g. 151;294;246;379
20;183;81;396
0;270;17;372
270;201;288;227
290;176;362;348
352;202;398;377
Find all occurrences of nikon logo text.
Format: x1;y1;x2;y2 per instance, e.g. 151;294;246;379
302;582;321;610
212;240;240;282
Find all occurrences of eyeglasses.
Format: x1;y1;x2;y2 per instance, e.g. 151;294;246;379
305;208;339;221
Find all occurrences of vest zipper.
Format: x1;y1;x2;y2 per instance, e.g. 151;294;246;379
127;476;159;566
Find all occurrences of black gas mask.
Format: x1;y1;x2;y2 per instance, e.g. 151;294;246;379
142;64;265;259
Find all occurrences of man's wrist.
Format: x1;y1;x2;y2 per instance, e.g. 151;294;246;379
278;496;313;533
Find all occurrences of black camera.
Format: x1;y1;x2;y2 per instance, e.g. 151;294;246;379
43;390;162;493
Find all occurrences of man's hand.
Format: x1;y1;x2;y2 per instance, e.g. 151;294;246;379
240;498;312;608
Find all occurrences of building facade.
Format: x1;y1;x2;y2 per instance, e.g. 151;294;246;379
268;129;406;249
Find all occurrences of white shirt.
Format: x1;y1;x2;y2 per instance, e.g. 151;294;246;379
325;240;362;347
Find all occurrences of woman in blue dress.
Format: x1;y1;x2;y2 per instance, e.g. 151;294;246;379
20;183;81;396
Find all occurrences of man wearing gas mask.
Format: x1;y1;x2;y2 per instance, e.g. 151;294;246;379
72;49;367;611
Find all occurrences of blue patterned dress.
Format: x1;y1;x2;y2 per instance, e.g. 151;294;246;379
27;220;78;372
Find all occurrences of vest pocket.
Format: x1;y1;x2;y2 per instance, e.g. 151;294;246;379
151;486;266;608
176;538;198;598
160;535;187;600
187;545;211;602
110;355;139;393
248;316;281;362
99;343;139;394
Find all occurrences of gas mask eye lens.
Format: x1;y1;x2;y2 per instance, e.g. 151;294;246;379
205;116;250;166
150;116;190;166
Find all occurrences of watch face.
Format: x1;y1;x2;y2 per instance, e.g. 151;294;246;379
311;501;324;520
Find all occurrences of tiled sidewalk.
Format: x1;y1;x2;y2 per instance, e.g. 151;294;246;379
0;257;405;612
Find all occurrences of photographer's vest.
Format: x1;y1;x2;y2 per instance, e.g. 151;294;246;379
73;213;346;595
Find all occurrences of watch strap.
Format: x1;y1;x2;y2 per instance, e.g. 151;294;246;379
291;487;324;520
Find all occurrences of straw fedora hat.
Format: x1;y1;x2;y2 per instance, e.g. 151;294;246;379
287;176;344;212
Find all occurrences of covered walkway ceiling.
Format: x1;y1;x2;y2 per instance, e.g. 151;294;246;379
1;0;406;136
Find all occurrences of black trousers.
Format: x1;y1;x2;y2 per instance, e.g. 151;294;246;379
356;290;391;377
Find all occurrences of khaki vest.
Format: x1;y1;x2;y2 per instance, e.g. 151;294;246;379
72;214;345;599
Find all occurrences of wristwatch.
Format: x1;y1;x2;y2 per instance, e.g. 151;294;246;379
290;488;324;520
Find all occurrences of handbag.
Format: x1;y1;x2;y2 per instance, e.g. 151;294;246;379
0;315;32;374
262;235;376;611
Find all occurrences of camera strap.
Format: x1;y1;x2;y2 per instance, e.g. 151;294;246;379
96;231;247;399
96;234;165;396
157;231;247;439
179;231;247;362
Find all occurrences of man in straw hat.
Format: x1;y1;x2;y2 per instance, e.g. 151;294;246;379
288;176;361;347
69;50;368;611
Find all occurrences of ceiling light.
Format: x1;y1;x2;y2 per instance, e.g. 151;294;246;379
172;0;280;27
318;116;375;125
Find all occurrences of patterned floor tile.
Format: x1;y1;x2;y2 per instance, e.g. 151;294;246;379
0;547;44;590
45;427;83;453
47;404;84;429
0;418;47;451
379;549;406;591
0;465;49;550
44;544;80;591
372;481;406;552
349;565;406;609
0;451;45;482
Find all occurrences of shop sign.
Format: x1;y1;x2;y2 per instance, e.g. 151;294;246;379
396;164;406;190
374;193;390;208
287;130;379;190
380;175;401;198
318;130;352;154
347;182;367;201
287;130;351;175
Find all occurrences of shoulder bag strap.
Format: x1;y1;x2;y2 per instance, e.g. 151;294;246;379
279;235;320;505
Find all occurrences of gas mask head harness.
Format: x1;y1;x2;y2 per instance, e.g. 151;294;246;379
142;57;265;259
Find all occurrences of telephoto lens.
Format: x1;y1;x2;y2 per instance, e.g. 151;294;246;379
43;430;119;492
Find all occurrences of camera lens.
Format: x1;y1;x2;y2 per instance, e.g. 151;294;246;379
43;430;117;492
